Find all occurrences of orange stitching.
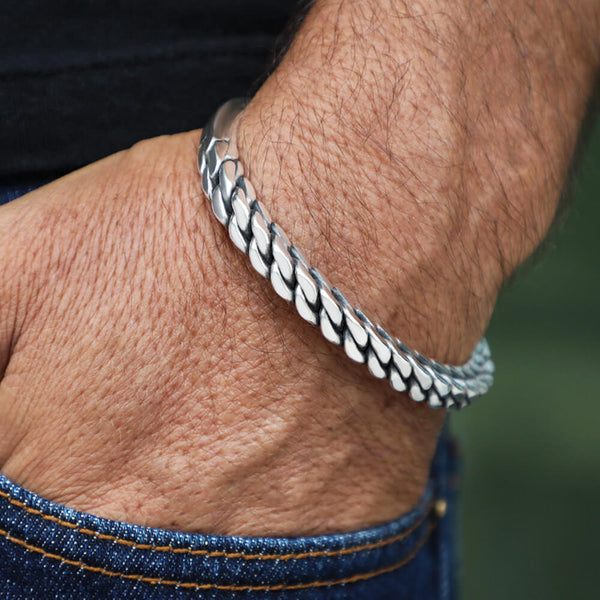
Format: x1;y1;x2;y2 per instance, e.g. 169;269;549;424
0;489;432;561
0;522;435;591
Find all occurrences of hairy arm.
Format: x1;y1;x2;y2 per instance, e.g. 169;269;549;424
238;0;599;362
0;0;598;536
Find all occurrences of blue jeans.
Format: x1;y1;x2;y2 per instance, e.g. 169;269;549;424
0;184;458;599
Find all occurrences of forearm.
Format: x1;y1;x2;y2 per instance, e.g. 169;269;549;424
237;0;600;363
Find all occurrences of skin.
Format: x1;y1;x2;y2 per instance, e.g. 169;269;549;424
0;0;598;536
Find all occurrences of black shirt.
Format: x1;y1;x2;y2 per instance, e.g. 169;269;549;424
0;1;299;183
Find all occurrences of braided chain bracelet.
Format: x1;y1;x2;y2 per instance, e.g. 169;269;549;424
198;98;494;409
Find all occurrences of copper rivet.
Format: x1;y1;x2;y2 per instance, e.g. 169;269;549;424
434;499;447;519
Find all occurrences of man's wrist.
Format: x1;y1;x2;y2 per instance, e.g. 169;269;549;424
235;0;599;365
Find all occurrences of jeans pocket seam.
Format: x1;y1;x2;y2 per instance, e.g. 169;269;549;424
0;488;434;561
0;520;436;591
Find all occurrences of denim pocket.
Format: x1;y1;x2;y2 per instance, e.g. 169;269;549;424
0;432;457;600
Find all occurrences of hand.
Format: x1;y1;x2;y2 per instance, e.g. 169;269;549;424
0;131;443;536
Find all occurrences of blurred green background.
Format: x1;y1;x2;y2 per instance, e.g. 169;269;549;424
454;117;600;599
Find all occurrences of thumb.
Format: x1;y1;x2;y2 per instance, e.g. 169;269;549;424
0;187;48;385
0;195;33;463
0;199;20;380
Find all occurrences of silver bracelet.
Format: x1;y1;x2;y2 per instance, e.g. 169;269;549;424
198;98;494;409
